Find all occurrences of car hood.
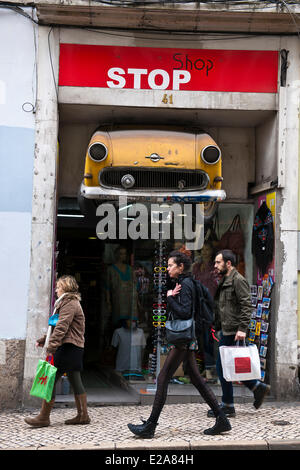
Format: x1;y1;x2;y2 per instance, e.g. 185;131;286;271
109;130;196;169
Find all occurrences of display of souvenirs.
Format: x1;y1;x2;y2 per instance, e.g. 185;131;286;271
250;285;257;296
262;274;273;297
247;277;274;382
261;333;268;346
257;286;263;301
262;310;269;321
248;330;256;341
256;303;262;318
262;297;271;309
151;239;169;378
260;346;268;358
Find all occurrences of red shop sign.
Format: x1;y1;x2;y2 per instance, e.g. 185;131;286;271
59;44;278;93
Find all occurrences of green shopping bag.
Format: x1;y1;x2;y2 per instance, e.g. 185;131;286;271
30;359;57;402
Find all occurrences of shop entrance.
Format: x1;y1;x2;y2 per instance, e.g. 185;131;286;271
56;195;254;402
56;102;277;401
56;201;171;401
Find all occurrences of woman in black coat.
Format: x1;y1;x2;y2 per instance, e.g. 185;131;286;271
128;251;231;438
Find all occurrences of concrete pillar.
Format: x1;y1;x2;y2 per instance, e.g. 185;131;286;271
22;26;60;406
274;37;300;399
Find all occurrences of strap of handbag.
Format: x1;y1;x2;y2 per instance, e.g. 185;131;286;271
167;281;195;322
228;214;242;233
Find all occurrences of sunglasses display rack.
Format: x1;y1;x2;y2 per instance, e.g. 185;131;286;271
150;236;168;382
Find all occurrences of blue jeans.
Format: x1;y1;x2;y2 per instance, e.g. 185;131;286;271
216;333;259;406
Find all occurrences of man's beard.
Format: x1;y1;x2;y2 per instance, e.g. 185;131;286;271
220;265;228;276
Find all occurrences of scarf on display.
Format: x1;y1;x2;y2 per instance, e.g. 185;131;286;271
252;201;274;275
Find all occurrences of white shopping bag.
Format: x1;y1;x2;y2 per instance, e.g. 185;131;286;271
219;344;261;382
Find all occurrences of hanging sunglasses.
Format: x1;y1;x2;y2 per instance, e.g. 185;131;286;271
154;266;167;272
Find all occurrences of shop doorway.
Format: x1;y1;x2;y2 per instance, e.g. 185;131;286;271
56;200;166;401
56;103;273;401
56;195;254;405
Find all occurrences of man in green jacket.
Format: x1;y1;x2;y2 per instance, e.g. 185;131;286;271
208;249;270;418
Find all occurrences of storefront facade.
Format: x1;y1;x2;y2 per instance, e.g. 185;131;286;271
0;2;299;408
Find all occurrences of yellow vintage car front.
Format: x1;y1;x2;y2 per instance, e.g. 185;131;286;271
80;128;225;205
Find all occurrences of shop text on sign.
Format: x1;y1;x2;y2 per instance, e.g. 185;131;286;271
59;44;278;93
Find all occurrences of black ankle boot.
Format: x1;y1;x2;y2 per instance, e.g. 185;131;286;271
204;414;231;435
128;418;157;438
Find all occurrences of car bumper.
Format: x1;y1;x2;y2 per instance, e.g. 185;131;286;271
80;182;226;203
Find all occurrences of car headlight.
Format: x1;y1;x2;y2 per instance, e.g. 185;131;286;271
88;142;108;162
201;145;221;165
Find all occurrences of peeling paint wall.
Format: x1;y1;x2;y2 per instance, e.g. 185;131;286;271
0;8;37;408
274;37;300;399
22;26;60;406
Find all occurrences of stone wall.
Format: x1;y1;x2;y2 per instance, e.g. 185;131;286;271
0;340;26;409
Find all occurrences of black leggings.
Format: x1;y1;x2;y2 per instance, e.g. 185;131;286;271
149;348;221;424
51;370;85;400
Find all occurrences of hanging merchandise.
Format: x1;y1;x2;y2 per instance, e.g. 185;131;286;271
203;209;220;247
247;277;274;382
152;237;168;382
218;214;245;256
218;214;245;275
252;201;274;276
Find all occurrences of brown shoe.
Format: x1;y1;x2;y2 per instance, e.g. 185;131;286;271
24;399;55;427
65;393;91;425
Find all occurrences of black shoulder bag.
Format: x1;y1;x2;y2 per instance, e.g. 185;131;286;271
165;284;196;345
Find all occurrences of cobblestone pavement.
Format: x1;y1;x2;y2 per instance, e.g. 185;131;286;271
1;402;300;450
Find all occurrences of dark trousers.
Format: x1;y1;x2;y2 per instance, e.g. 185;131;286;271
216;333;259;406
149;348;221;424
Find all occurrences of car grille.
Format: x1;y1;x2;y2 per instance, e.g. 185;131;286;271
99;167;209;191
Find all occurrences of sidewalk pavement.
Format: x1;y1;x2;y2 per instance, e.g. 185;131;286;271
1;401;300;451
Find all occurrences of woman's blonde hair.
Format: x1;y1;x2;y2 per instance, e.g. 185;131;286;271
57;275;81;298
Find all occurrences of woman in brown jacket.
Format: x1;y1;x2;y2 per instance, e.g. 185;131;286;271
25;275;90;427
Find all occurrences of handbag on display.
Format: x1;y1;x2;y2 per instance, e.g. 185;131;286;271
219;342;261;382
29;357;57;402
218;214;245;257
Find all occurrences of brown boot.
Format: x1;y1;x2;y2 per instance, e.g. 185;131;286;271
24;399;55;427
65;393;91;425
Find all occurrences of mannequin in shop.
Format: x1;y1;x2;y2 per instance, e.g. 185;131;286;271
106;247;138;328
111;318;146;378
192;241;218;382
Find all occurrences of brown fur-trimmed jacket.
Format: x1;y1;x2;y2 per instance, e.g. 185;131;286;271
37;293;85;355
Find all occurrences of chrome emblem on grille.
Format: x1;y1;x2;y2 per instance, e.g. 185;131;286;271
145;153;164;162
